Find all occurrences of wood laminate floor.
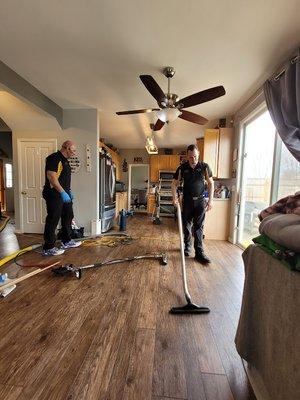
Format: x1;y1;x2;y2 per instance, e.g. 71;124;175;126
0;215;256;400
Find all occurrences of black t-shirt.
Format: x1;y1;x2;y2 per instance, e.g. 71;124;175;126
43;151;71;194
174;161;212;198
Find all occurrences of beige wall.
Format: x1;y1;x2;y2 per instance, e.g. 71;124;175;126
12;109;99;234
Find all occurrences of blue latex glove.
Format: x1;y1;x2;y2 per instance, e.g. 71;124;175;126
69;191;74;201
60;191;71;203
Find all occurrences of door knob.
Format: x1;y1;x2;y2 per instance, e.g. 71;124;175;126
21;191;27;195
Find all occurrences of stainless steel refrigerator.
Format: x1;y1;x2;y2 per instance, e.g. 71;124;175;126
99;151;116;232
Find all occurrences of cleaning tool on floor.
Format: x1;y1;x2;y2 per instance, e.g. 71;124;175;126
0;243;42;269
0;273;16;297
52;253;168;279
169;203;210;314
0;261;60;296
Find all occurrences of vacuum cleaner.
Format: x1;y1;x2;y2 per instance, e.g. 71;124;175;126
169;203;210;314
52;252;168;279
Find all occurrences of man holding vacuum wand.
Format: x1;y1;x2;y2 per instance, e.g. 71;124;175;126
172;144;214;264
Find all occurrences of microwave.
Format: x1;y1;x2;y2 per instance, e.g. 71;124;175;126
116;181;126;192
159;171;175;181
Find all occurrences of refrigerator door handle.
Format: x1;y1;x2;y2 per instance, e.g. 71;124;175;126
109;166;115;199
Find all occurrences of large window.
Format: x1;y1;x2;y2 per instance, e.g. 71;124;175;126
238;108;300;247
277;141;300;198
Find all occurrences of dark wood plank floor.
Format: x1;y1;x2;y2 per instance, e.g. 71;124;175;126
0;215;256;400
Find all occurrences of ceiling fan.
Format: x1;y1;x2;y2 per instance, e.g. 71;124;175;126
116;66;226;131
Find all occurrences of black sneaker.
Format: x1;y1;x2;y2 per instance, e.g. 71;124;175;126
194;253;211;264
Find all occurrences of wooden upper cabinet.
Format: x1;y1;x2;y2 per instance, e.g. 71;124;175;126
149;155;180;182
168;155;180;171
203;128;233;178
218;128;232;179
203;129;219;177
196;138;204;161
150;155;160;181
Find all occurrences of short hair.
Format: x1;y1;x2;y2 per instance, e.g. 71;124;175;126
186;144;198;152
62;140;75;149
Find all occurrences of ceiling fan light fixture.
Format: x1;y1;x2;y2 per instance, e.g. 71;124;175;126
145;136;158;154
156;107;182;123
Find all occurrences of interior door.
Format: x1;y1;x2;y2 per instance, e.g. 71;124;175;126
19;140;56;233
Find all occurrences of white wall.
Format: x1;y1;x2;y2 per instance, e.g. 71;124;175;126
119;149;149;189
131;165;149;190
12;109;99;234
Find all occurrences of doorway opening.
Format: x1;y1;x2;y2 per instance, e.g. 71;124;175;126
128;164;149;213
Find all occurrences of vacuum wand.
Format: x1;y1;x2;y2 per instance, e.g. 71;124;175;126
177;202;192;304
52;253;168;279
169;203;210;314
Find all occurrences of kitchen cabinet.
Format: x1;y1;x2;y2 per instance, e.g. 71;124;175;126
147;194;156;214
196;138;204;161
99;141;121;180
203;199;231;240
203;128;233;178
149;155;180;182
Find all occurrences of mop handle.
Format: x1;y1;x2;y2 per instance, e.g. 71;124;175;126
176;203;192;303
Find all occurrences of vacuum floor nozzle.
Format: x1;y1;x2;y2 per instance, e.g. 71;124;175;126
169;302;210;314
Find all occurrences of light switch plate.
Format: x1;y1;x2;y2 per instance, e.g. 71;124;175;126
86;144;91;172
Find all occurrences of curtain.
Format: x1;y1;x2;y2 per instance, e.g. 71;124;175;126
264;48;300;161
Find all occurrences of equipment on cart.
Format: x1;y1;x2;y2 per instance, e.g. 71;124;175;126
152;173;175;224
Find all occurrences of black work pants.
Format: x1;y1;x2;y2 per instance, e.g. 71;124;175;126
182;197;206;255
43;192;74;250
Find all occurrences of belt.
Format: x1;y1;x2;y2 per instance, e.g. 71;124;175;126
184;195;205;200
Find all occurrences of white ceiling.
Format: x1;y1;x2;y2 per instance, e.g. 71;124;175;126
0;0;299;148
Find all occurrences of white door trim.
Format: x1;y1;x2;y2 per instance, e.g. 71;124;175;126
17;138;57;233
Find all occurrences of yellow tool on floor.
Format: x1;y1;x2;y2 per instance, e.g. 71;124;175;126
0;244;42;269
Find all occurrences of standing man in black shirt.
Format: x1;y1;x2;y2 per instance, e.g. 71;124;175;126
172;144;214;264
42;140;82;256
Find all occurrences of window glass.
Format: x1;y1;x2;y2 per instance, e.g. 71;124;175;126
5;163;13;188
277;143;300;198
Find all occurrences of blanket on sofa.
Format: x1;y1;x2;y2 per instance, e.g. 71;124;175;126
258;213;300;252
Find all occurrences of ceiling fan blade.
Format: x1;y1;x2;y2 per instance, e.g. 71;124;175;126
177;86;226;109
179;110;208;125
153;119;165;131
140;75;166;104
116;108;160;115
